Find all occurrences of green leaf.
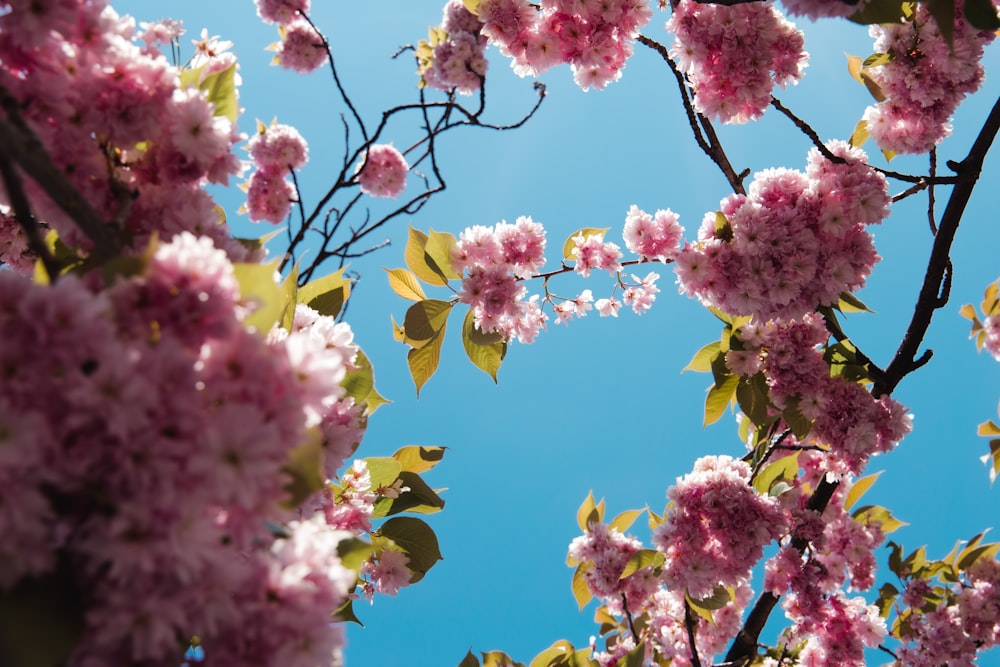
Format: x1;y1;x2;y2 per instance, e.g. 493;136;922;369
233;260;283;333
425;228;461;280
360;457;403;493
529;640;576;667
964;0;1000;29
298;267;351;318
958;542;1000;571
0;563;85;667
408;323;445;396
577;492;597;532
609;508;645;534
684;340;721;373
572;563;593;610
393;445;447;474
199;62;239;122
713;211;732;240
736;373;771;426
278;264;299;330
853;504;908;533
689;586;732;612
386;471;446;516
385;267;427;301
782;400;813;440
862;52;894;68
403;299;453;345
281;428;325;508
563;227;610;260
333;598;364;626
462;309;505;382
753;452;800;496
377;517;443;583
336;537;376;573
405;226;449;286
838;291;873;313
844;471;882;511
876;582;899;618
482;651;524;667
704;374;739;426
846;53;864;84
342;348;390;415
619;549;665;580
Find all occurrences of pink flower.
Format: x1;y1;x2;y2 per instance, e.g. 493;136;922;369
355;144;409;198
256;0;310;25
274;18;328;73
623;205;684;262
245;168;295;224
248;122;309;171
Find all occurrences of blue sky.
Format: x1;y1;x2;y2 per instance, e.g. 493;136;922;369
118;3;1000;665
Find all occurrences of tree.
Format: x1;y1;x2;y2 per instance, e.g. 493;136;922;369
0;1;989;667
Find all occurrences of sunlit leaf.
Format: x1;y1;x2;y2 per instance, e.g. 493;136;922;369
393;445;447;474
577;491;597;532
609;508;645;534
615;641;644;667
684;340;721;373
704;374;739;426
233;259;282;333
845;471;883;511
619;549;665;580
572;563;593;610
752;452;800;496
281;428;325;508
408;324;446;396
385;267;427;301
846;53;864;84
853;504;908;533
459;650;481;667
298;267;350;318
426;228;461;280
849;118;870;149
199;62;239;122
405;226;449;286
336;537;376;573
462;309;505;381
403;299;453;345
385;471;446;516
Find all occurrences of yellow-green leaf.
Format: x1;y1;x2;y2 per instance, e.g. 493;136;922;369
529;640;575;667
403;299;453;345
385;267;426;301
281;428;325;508
846;53;864;84
850;118;870;149
377;517;443;583
426;228;461;280
845;471;882;511
298;267;350;318
619;548;664;580
577;492;597;532
572;563;593;610
408;324;445;396
233;259;282;333
405;226;448;286
609;508;645;534
684;340;722;373
704;374;739;426
853;504;908;533
392;446;447;474
199;62;239;122
462;309;505;381
752;452;800;496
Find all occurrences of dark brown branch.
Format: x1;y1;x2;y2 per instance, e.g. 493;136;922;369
0;153;60;280
0;86;120;260
770;96;845;165
684;600;704;667
638;34;747;194
876;94;1000;396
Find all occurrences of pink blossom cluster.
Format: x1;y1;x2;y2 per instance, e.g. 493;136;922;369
898;559;1000;666
355;144;410;198
675;141;889;322
0;209;35;274
475;0;653;91
322;459;378;533
645;582;755;667
255;0;329;73
783;590;886;667
622;204;684;263
737;315;912;473
0;2;246;259
863;0;996;154
570;230;623;277
0;232;367;665
421;0;489;94
652;456;787;599
245;122;309;223
453;216;549;342
666;0;808;124
567;521;659;614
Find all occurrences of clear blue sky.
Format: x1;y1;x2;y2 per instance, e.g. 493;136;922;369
118;3;1000;665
